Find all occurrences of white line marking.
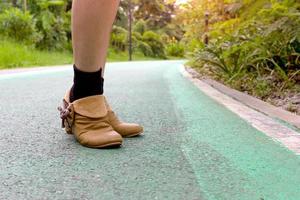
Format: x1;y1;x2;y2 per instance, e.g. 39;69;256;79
0;66;71;80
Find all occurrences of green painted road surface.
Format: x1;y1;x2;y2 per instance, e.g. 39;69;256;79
0;60;300;200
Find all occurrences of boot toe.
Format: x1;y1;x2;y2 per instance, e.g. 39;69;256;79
116;123;143;137
78;130;123;148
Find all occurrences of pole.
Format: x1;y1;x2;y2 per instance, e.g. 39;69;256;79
128;0;133;61
23;0;27;12
204;12;209;45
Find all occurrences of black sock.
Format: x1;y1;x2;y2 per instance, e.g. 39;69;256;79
69;65;104;102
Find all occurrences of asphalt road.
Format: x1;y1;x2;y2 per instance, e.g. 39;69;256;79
0;60;300;200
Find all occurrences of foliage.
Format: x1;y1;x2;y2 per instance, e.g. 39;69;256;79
0;37;156;69
0;0;183;67
111;25;128;51
193;41;258;81
165;37;185;57
161;23;184;41
133;0;176;29
137;41;153;57
185;0;300;101
0;37;72;69
132;31;143;41
0;7;40;44
133;19;148;35
142;31;166;58
0;1;11;12
35;10;68;50
34;0;69;50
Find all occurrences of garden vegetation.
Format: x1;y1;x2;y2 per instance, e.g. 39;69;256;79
0;0;185;68
177;0;300;114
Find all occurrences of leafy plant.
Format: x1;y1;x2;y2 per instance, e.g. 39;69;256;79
111;25;128;51
188;0;300;107
0;7;40;44
137;41;153;57
142;31;166;58
133;19;147;35
165;37;185;57
193;41;259;82
35;9;68;50
33;0;69;50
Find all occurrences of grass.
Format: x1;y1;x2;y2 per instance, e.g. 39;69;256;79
0;39;73;69
107;48;160;62
0;39;169;70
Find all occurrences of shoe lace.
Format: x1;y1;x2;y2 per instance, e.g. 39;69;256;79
57;101;72;129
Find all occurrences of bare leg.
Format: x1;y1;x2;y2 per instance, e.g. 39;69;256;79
72;0;120;73
58;0;141;149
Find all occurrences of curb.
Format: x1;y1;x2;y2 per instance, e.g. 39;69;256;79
180;65;300;155
185;66;300;129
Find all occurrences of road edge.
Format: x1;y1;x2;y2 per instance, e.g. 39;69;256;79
180;65;300;155
185;66;300;129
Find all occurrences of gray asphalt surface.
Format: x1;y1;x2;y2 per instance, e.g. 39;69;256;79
0;61;203;200
1;60;300;200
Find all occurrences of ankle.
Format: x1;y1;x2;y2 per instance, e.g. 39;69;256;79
70;65;104;102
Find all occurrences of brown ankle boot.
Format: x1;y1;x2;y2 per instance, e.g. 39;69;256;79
58;92;123;148
104;97;143;137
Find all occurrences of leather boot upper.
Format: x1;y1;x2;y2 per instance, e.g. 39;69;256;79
104;97;143;137
59;93;122;148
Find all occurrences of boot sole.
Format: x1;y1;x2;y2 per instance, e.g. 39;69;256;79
83;141;122;149
123;130;143;138
66;131;122;148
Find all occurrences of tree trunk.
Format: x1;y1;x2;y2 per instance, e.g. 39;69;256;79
12;0;17;7
24;0;27;12
128;0;133;61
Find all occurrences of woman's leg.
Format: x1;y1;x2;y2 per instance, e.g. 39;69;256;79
70;0;120;102
58;0;142;148
58;0;124;148
72;0;119;73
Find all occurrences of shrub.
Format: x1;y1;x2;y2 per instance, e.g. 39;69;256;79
137;41;153;57
189;0;300;101
132;31;142;41
111;25;128;51
35;10;68;50
166;37;185;57
185;38;205;53
33;0;70;51
133;20;147;35
142;31;166;58
192;39;262;82
0;1;11;12
0;8;40;44
29;0;66;15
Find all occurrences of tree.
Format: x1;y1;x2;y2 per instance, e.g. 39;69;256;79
134;0;176;29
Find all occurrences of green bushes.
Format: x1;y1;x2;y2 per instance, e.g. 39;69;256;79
0;2;70;51
187;1;300;104
33;0;70;51
142;31;166;58
111;26;128;51
0;8;39;44
0;3;184;61
165;38;185;57
137;41;153;57
133;20;147;35
190;1;300;98
35;10;68;50
111;26;176;59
